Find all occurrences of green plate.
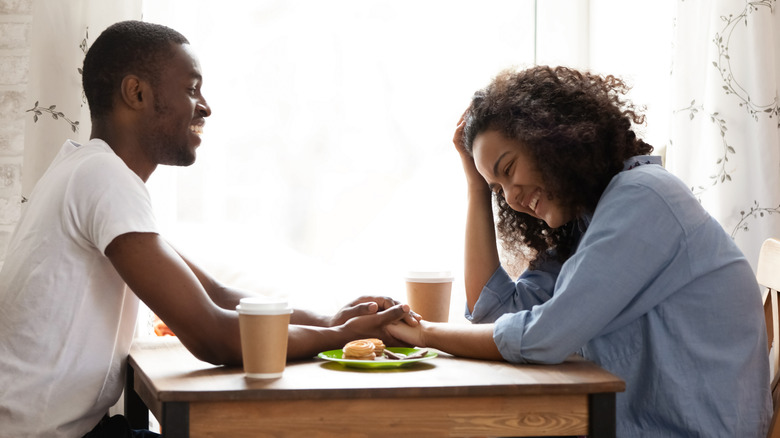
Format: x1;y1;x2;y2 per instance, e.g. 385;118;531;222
317;347;436;368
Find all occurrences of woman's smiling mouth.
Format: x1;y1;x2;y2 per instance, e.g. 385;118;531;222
528;189;541;212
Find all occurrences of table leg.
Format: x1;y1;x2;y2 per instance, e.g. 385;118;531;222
124;362;148;429
161;402;190;438
588;392;616;438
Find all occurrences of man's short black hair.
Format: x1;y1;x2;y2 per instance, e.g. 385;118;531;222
82;20;189;121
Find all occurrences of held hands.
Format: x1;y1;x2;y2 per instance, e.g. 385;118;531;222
387;319;428;348
329;295;421;328
329;296;422;347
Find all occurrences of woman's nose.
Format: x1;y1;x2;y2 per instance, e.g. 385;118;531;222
504;185;522;210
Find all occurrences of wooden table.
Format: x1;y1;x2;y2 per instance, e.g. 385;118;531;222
125;338;625;437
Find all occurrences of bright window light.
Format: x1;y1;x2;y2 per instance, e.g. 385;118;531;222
142;1;536;316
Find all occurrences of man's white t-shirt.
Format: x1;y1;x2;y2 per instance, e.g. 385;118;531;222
0;139;158;437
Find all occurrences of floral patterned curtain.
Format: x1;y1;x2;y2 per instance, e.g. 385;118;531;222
20;0;143;419
667;0;780;269
22;0;141;196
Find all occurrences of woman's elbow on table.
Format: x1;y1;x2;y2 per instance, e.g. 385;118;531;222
494;323;575;365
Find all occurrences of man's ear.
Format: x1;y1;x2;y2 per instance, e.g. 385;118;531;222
120;75;151;110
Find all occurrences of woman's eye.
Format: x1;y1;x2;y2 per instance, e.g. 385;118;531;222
504;162;513;176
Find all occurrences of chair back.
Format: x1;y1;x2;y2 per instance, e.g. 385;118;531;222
759;238;780;438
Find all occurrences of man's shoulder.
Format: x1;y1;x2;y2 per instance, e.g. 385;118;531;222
61;140;131;181
67;138;118;162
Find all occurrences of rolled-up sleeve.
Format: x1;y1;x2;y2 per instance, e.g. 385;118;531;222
466;260;560;324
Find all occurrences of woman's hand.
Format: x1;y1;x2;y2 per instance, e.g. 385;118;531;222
387;319;428;348
452;111;469;155
454;110;489;189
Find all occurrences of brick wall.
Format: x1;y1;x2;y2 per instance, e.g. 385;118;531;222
0;0;32;263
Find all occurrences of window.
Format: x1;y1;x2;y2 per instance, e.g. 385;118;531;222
143;0;537;317
141;0;672;319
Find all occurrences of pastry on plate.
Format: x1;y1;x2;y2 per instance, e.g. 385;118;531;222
342;339;376;360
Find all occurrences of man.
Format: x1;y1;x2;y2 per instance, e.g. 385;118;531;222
0;21;413;438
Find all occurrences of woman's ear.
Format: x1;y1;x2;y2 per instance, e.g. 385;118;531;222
119;75;151;110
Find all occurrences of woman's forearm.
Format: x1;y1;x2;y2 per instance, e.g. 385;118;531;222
423;321;503;360
464;184;501;312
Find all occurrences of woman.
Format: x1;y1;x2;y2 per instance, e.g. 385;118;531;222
389;66;771;436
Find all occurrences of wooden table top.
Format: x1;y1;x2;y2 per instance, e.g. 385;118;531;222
128;338;625;403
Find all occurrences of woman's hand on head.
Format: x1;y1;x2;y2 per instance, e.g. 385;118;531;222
454;110;488;189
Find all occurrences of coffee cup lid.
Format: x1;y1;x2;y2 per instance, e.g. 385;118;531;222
236;297;293;315
405;270;454;283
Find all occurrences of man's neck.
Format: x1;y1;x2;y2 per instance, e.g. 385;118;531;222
90;125;156;182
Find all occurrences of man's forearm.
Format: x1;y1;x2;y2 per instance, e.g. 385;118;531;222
286;325;348;360
289;308;331;326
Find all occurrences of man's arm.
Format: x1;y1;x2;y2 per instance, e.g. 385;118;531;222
106;232;244;365
175;251;248;310
106;232;413;364
174;249;336;326
177;250;410;327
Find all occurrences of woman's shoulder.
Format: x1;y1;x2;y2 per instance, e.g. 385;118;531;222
600;161;710;232
608;160;691;199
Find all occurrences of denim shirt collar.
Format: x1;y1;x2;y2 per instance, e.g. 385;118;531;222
623;155;662;171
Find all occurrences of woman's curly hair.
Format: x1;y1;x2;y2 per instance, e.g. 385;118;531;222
462;66;653;269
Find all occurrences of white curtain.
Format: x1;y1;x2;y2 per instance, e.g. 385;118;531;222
667;0;780;268
22;0;142;195
21;0;143;420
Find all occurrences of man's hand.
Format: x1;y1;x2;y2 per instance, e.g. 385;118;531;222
339;303;416;347
329;295;421;328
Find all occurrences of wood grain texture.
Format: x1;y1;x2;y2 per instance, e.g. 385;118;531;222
188;395;588;438
127;338;624;437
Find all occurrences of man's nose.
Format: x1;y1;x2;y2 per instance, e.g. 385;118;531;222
197;99;211;117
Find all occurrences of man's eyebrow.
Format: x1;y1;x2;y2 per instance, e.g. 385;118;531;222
492;151;510;177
